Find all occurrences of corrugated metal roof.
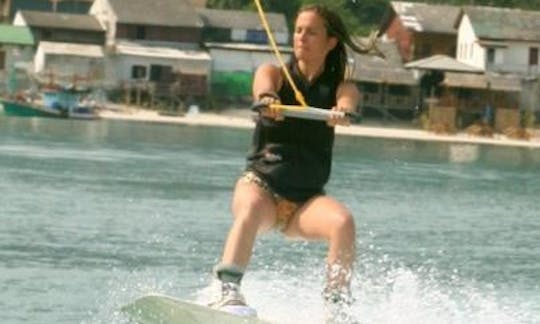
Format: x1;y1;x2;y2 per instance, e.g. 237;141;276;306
108;0;203;28
405;55;483;73
444;72;522;91
38;41;104;58
390;1;460;34
9;0;93;17
350;40;417;85
17;10;104;31
198;8;287;33
116;41;210;61
0;25;34;45
204;42;292;53
353;39;404;68
354;67;418;85
460;6;540;42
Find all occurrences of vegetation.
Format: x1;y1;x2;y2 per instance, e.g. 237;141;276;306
207;0;540;36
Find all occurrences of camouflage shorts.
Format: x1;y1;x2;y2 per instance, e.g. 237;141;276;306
240;171;301;231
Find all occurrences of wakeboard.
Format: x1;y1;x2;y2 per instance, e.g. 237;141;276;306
122;294;271;324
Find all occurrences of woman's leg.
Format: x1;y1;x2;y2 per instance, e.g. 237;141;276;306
211;178;278;310
220;178;278;271
283;195;356;297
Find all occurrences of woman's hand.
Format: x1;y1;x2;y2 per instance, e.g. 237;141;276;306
327;106;352;127
331;81;359;127
252;64;284;121
258;94;284;121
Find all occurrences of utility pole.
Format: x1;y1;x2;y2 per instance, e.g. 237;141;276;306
50;0;60;13
1;0;11;23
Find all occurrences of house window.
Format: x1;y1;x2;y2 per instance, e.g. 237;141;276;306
388;85;410;96
205;28;230;42
149;64;173;82
487;47;496;65
423;44;431;57
361;83;378;94
246;30;267;44
42;29;52;40
131;65;147;79
529;47;538;66
136;26;146;40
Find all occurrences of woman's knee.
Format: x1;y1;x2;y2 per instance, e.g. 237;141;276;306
330;211;355;238
231;189;275;229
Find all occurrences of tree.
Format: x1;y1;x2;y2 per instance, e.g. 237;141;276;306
206;0;250;9
244;0;301;34
207;0;540;37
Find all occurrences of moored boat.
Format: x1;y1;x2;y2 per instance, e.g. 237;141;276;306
0;97;63;118
68;104;100;120
42;85;101;120
0;86;101;120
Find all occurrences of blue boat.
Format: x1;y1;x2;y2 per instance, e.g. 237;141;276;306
42;86;101;120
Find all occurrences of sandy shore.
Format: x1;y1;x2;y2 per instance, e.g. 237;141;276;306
99;105;540;149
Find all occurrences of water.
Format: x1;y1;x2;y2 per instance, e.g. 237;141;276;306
0;116;539;324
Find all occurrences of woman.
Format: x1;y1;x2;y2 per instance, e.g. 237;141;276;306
211;4;375;320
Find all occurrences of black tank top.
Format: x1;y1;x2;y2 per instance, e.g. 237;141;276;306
246;62;339;202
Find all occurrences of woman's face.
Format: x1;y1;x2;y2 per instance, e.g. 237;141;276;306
293;10;337;64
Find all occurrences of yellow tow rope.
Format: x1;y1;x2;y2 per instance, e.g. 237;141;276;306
253;0;307;107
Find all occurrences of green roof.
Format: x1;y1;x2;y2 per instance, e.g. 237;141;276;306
0;25;34;45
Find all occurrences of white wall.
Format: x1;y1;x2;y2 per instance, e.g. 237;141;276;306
210;48;290;72
490;41;540;74
456;14;484;69
34;45;45;71
42;56;104;78
106;55;210;84
3;45;33;70
12;12;26;26
89;0;117;47
34;49;105;79
211;49;252;72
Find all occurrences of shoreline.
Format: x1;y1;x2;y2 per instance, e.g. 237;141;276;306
99;106;540;149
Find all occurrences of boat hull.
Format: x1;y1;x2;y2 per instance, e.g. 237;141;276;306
69;106;101;120
0;98;63;118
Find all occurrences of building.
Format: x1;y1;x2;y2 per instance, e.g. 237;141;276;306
198;8;290;99
350;39;419;120
34;41;105;81
90;0;211;102
456;6;540;75
90;0;202;49
11;9;105;85
198;8;288;45
378;1;460;63
2;0;292;108
13;10;105;45
449;6;540;129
